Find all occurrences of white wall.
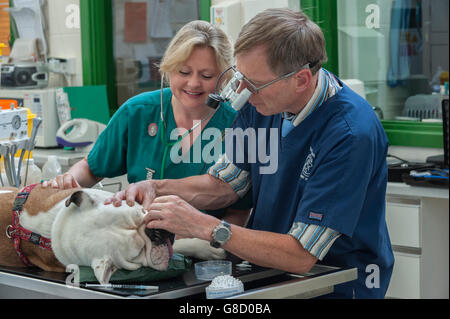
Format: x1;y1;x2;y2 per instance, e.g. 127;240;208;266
44;0;83;87
211;0;300;43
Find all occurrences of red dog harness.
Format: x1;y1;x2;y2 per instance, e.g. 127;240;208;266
5;184;52;267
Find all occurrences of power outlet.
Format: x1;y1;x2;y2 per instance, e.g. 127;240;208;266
62;58;76;75
48;57;76;75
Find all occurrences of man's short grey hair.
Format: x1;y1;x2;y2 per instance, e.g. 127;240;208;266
235;8;327;75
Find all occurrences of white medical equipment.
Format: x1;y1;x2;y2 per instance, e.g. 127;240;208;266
6;0;48;61
0;108;42;187
0;62;49;89
56;118;106;152
0;108;28;141
0;88;60;147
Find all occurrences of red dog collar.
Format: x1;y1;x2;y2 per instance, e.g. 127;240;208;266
6;184;52;267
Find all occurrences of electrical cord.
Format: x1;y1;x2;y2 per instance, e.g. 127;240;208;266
386;154;409;164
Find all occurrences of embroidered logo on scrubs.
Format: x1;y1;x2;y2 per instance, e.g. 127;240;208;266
148;123;158;137
300;147;315;181
308;211;323;221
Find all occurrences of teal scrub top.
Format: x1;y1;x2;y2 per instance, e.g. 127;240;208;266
88;88;251;217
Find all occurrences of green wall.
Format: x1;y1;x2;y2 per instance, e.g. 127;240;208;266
301;0;339;75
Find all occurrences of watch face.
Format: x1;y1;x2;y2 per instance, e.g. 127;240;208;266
216;228;230;241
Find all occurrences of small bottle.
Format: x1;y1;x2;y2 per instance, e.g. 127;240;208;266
42;155;62;180
21;158;42;186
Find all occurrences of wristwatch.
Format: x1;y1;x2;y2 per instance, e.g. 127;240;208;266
210;220;232;248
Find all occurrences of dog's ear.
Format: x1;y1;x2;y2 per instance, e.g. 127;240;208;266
65;191;95;209
91;256;117;284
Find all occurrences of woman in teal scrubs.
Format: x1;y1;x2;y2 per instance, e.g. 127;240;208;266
44;20;251;223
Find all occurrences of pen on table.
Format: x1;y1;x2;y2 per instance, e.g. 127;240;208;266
83;284;159;291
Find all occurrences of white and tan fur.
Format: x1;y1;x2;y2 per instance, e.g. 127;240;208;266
0;185;171;284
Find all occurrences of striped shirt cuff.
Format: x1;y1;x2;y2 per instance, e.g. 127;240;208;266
288;222;342;261
208;154;251;198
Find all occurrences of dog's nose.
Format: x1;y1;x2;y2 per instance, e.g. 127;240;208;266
145;228;175;246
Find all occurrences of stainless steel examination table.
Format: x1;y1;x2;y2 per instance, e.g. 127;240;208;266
0;260;357;299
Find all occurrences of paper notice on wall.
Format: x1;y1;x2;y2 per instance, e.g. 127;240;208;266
124;2;147;43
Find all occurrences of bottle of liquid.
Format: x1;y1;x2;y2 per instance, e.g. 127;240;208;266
42;155;62;180
21;158;42;186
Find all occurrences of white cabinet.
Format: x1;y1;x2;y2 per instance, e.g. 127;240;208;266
388;252;421;299
385;183;449;299
386;201;421;248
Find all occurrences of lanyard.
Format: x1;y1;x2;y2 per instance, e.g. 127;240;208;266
159;117;190;179
158;75;218;179
159;101;217;179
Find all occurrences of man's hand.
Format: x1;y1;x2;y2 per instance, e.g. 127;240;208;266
41;173;81;190
144;195;218;240
173;238;227;260
104;180;157;210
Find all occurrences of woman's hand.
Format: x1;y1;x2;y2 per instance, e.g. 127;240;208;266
41;173;81;189
104;180;157;211
41;158;101;189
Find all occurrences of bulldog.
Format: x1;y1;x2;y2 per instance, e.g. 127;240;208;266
0;184;174;284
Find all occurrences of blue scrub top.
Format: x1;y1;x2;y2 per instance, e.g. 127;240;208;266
229;82;394;298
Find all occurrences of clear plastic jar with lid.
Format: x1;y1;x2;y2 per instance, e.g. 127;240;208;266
21;158;42;186
42;155;62;180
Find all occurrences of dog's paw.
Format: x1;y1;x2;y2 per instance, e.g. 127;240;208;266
173;238;226;260
91;256;118;284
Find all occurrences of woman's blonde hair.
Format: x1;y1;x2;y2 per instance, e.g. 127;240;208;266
235;8;327;75
159;20;233;84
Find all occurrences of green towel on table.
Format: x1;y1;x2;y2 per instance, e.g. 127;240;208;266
79;253;192;283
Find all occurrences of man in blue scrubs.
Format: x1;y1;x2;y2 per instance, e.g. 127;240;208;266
109;8;394;298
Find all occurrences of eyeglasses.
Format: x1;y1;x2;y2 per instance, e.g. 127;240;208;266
230;62;313;94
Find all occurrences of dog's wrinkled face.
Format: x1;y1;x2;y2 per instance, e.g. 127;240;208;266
49;189;174;284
